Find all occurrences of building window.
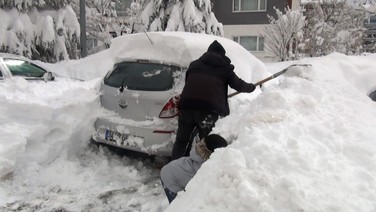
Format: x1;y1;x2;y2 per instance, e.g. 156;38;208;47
370;16;376;24
233;0;267;12
233;36;264;52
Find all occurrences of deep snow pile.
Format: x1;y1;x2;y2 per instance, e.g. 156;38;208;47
167;53;376;212
0;77;166;211
0;78;100;177
0;32;268;211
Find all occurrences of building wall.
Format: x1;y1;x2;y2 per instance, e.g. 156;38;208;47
222;24;275;62
212;0;288;25
291;0;301;10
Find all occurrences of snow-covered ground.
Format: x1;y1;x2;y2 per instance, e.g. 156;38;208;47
1;47;376;212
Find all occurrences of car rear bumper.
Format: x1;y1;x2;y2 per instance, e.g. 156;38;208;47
93;117;176;156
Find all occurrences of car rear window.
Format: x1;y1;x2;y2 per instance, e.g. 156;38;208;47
104;61;180;91
4;59;46;77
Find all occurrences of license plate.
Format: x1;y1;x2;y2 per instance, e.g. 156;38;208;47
105;129;129;144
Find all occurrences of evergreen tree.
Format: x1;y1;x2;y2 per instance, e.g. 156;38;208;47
129;0;223;36
0;0;44;12
0;0;80;62
71;0;128;54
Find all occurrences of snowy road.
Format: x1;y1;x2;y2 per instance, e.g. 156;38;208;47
1;146;166;211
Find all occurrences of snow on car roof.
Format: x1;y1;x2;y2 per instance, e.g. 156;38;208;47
109;32;267;83
0;53;30;60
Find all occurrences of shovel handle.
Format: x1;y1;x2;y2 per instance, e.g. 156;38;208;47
228;72;285;98
228;64;311;98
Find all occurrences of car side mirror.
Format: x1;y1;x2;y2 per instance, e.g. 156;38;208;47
43;72;55;81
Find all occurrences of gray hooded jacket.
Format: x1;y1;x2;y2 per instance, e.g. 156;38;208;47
160;138;211;193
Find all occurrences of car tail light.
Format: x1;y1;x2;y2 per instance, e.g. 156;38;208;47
159;95;180;119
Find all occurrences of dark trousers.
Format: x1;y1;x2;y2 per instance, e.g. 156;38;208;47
171;109;218;160
161;178;177;204
164;188;177;204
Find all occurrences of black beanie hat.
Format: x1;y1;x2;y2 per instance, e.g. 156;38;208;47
207;40;226;55
204;134;228;152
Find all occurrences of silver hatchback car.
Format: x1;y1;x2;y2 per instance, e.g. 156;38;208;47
0;53;55;81
92;32;262;156
93;59;182;156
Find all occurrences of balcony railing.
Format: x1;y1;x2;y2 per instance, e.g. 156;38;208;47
364;22;376;28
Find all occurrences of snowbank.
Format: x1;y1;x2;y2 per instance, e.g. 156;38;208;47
166;53;376;211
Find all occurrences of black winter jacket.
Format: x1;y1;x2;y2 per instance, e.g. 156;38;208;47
178;42;255;116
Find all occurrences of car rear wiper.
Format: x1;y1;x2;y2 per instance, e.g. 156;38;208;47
119;76;128;92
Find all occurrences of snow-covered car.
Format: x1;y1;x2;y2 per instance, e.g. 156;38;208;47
92;32;265;156
0;53;55;81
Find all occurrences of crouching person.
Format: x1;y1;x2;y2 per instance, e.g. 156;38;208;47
160;133;228;203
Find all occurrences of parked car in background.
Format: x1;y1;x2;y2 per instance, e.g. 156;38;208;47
92;32;266;157
0;53;55;81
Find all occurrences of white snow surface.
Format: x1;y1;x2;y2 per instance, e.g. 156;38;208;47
1;37;376;211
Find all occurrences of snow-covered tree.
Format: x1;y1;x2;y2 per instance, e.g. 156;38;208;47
263;1;367;61
129;0;223;36
0;0;80;62
302;0;366;57
85;0;118;48
87;0;117;16
0;0;44;12
70;0;130;54
356;2;376;53
262;7;305;62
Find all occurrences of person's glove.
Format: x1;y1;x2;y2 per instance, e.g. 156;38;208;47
198;114;216;138
249;83;256;92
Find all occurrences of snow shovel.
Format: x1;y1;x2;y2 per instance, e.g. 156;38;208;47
228;64;312;98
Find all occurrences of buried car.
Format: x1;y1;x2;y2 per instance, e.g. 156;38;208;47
92;32;266;156
0;53;55;81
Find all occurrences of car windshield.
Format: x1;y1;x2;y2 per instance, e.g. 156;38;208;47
4;58;46;78
104;61;180;91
